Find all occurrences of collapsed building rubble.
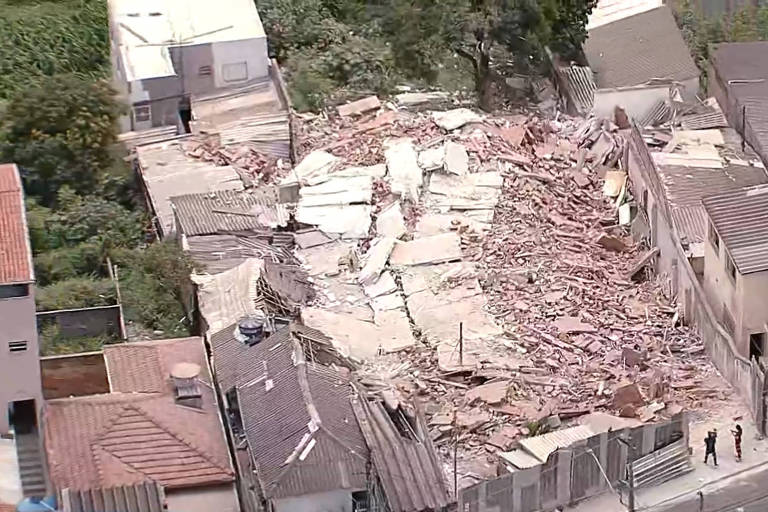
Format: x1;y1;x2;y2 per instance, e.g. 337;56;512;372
284;106;735;490
173;97;737;497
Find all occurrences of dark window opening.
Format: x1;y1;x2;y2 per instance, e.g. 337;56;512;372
352;491;369;512
0;284;29;299
8;399;37;435
8;341;27;353
641;189;648;213
226;388;244;438
178;96;192;134
709;221;720;252
384;402;419;441
750;333;766;361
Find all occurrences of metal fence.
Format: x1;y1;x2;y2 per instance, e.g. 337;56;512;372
460;415;687;512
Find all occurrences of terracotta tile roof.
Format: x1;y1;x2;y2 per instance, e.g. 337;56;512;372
235;327;368;499
104;337;210;393
0;163;33;284
44;338;233;491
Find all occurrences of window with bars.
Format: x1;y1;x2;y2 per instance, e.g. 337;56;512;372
133;105;150;123
198;65;212;76
725;253;737;282
708;221;720;252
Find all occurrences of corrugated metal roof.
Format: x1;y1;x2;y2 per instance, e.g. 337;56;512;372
234;326;368;500
171;187;287;237
584;6;699;89
351;396;450;512
671;205;707;244
0;163;34;284
185;233;297;273
59;482;165;512
587;0;663;29
498;449;543;470
702;184;768;274
136;140;244;238
556;65;596;115
518;425;595;464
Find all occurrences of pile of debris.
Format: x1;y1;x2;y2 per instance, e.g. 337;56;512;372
287;100;734;489
183;136;286;185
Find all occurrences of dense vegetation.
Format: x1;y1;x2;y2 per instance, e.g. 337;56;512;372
260;0;596;111
675;0;768;84
0;0;193;353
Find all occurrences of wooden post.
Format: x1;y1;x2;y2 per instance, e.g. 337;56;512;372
459;322;464;366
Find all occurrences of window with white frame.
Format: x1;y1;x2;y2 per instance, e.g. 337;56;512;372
222;62;248;83
133;105;150;123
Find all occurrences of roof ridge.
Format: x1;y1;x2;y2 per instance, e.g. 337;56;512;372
95;404;232;482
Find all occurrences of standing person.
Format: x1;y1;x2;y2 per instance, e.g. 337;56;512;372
732;424;743;461
704;430;718;466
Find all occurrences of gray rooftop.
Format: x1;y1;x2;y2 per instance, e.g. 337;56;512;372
703;184;768;275
584;6;699;89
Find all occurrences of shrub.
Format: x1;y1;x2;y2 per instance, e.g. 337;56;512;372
36;277;117;311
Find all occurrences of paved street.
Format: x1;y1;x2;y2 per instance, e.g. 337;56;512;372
568;402;768;512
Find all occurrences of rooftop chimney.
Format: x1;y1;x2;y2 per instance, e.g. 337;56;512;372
236;311;266;346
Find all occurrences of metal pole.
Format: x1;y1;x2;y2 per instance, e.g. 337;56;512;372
459;322;464;366
627;457;636;512
453;408;459;499
742;105;747;153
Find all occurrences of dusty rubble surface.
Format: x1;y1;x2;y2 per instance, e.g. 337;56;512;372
292;104;735;490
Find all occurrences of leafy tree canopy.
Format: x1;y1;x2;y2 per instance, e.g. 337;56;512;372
0;75;124;206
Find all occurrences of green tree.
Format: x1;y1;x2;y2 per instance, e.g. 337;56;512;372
456;0;596;111
0;0;109;99
0;75;123;206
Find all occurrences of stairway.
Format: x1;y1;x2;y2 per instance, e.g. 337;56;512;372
14;433;46;498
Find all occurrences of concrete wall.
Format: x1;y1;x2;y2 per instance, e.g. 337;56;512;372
115;37;270;131
0;288;43;434
39;352;108;399
460;415;688;512
36;305;122;340
273;489;357;512
627;125;768;434
166;483;238;512
593;76;700;120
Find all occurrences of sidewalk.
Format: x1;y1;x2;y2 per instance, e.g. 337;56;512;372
567;401;768;511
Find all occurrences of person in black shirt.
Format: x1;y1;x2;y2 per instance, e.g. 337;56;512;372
704;429;718;466
732;424;743;462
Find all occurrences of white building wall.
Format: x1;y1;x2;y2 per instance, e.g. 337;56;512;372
273;489;355;512
211;37;270;88
593;76;700;120
165;483;239;512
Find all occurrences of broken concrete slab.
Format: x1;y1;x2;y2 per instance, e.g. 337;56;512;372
385;138;423;201
466;380;510;405
603;170;627;198
295;204;372;239
395;91;451;106
419;145;445;171
294;229;337;249
444;141;469;175
376;201;406;239
331;164;387;179
432;108;482;131
554;316;597;334
363;271;397;298
337;95;381;117
298;176;373;207
413;213;488;238
371;292;405;312
358;237;396;285
302;307;415;360
390;233;462;266
298;241;357;277
284;150;340;185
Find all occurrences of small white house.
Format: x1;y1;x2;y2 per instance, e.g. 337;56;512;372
108;0;271;132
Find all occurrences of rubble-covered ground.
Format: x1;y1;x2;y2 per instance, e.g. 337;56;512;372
293;100;736;490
